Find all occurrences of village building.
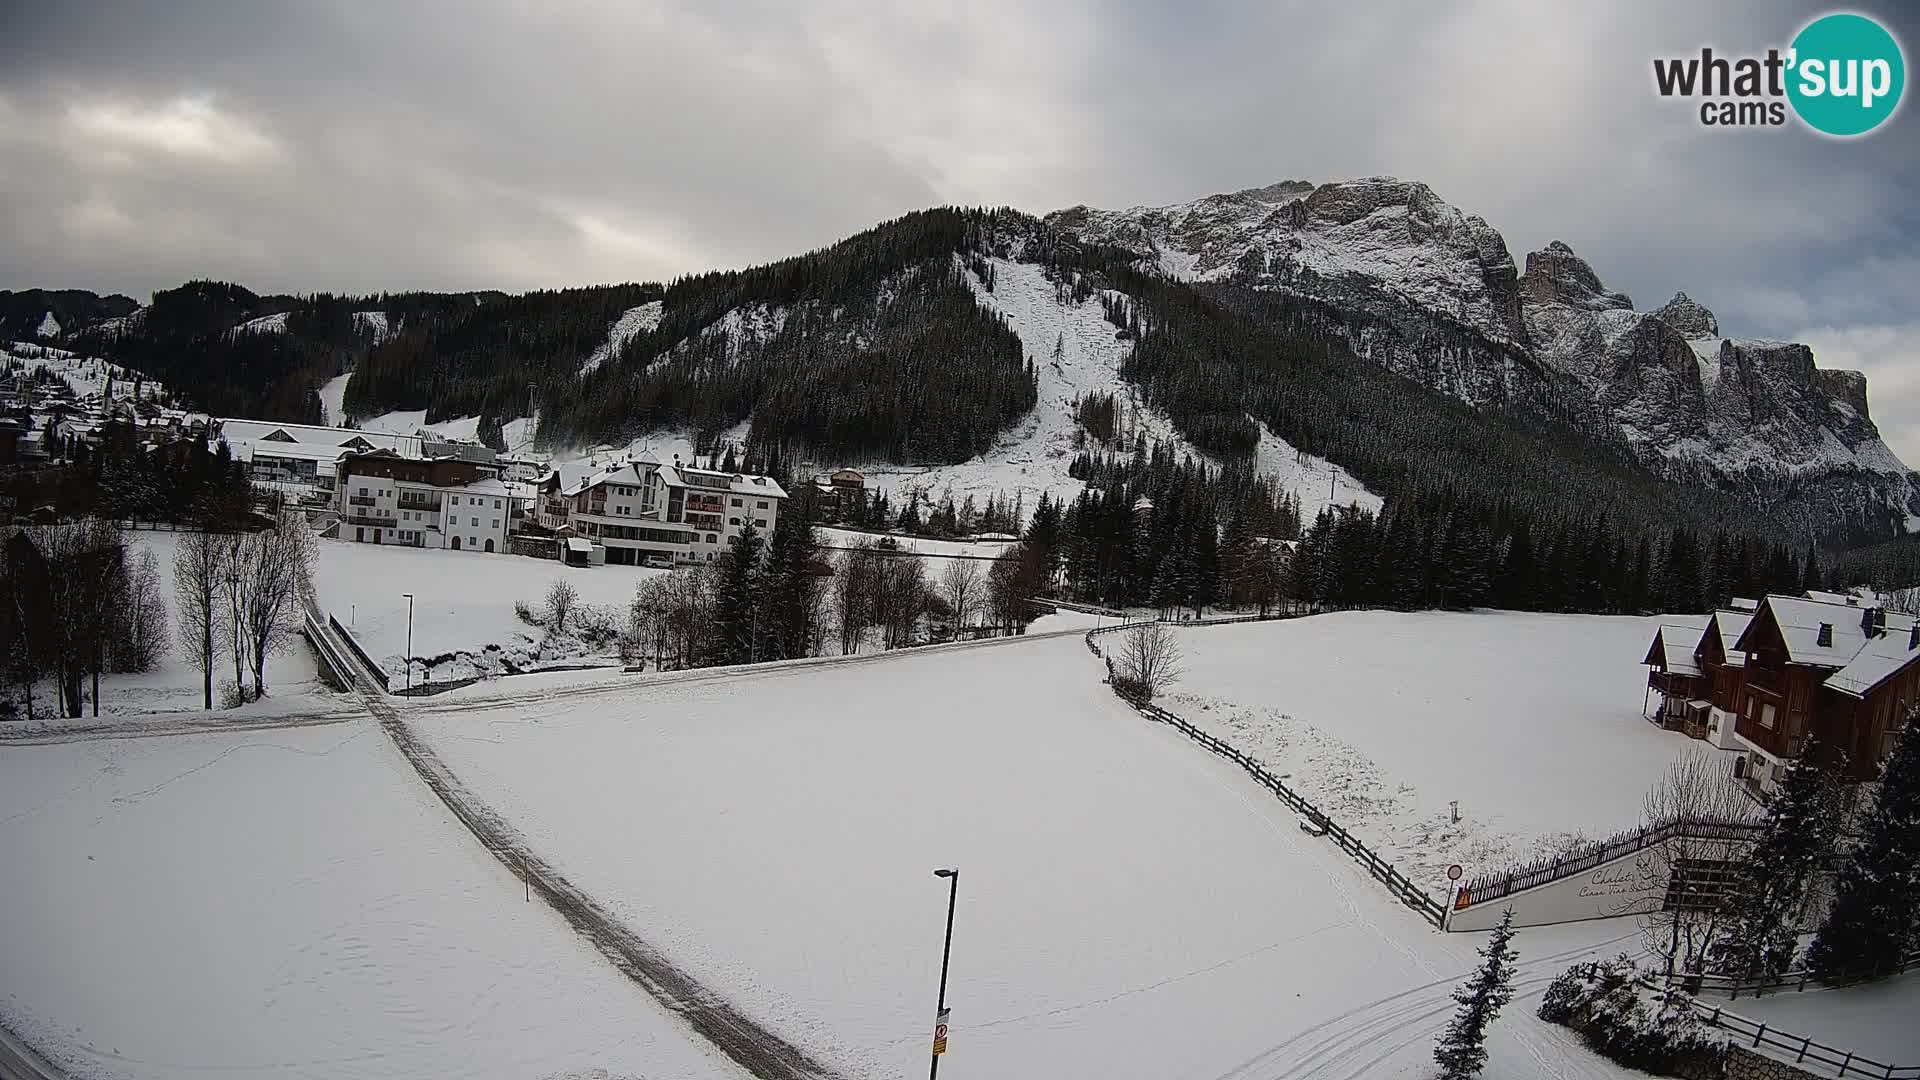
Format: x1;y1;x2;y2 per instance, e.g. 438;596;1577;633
533;453;786;567
336;450;513;552
1644;592;1920;801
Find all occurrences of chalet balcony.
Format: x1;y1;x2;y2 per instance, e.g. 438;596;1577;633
348;495;379;507
1745;666;1783;694
397;496;442;512
1647;670;1702;697
1733;713;1804;759
344;513;393;527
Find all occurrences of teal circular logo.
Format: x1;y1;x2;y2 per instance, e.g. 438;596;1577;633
1788;13;1905;136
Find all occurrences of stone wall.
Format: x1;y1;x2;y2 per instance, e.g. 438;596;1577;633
1726;1045;1824;1080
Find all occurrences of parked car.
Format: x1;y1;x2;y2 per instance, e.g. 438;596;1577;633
643;553;674;569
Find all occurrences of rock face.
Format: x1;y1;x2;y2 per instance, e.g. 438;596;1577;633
1050;179;1920;538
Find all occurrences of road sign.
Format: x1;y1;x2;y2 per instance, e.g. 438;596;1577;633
1446;864;1463;882
932;1007;950;1056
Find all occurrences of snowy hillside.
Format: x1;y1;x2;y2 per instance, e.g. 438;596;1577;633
232;310;290;335
579;300;663;375
3;341;168;405
853;256;1381;521
1054;178;1920;534
352;309;391;342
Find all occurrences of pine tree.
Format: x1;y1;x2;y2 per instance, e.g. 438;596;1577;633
706;522;764;666
1806;708;1920;983
1707;739;1844;982
1434;909;1519;1080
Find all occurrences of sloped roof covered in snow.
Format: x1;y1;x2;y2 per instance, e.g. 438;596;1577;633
1736;595;1917;670
1643;617;1709;675
1700;610;1754;669
1824;626;1920;698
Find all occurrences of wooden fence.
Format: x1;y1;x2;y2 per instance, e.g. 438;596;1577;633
1638;978;1919;1080
1087;623;1445;926
1663;947;1920;1000
1458;816;1764;909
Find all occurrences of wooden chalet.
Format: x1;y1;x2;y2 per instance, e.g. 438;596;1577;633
1644;593;1918;801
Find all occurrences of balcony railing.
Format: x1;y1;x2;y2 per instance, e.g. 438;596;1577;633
1746;665;1783;693
344;514;393;527
397;497;442;512
348;495;378;507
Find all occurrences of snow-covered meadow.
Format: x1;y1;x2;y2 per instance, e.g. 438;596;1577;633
0;723;744;1080
403;632;1644;1080
1161;611;1725;896
309;539;668;683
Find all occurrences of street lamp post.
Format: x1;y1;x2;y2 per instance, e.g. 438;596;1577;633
402;592;415;694
929;867;959;1079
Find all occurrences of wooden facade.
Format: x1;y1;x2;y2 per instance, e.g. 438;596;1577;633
1732;598;1918;783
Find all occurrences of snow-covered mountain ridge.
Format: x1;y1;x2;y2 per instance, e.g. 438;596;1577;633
1049;177;1920;537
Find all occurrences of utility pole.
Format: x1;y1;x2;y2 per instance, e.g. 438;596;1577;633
402;592;415;693
929;867;959;1079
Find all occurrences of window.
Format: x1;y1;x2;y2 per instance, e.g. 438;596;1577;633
731;497;742;507
754;519;767;529
729;517;740;526
451;496;460;505
1760;703;1776;730
471;516;480;527
358;487;367;496
491;519;499;528
757;501;767;509
706;533;717;544
494;499;502;509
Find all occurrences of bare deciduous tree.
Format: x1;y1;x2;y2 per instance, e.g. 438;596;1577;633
1639;753;1756;980
941;559;983;633
1116;621;1183;699
115;548;170;673
238;510;317;698
833;542;881;655
173;530;225;711
545;578;580;632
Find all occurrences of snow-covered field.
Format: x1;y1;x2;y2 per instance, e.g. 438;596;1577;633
310;539;667;681
0;723;743;1080
1162;611;1723;896
404;633;1643;1080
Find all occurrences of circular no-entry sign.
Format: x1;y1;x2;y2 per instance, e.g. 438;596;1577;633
1446;864;1464;882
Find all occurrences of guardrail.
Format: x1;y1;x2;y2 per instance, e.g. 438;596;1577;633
1640;978;1919;1080
1458;816;1763;909
307;601;391;693
1088;622;1446;926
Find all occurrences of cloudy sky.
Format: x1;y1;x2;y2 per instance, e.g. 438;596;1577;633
2;1;1917;457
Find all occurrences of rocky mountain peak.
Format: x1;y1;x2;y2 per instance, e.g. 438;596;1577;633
1520;241;1633;312
1652;291;1720;338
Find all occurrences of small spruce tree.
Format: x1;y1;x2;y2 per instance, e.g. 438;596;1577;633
1707;739;1844;982
1806;707;1920;983
1434;909;1519;1080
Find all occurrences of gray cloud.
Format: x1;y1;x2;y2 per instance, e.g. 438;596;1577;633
1;1;1916;454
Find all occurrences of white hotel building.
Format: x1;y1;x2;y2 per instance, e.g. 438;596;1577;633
536;453;786;565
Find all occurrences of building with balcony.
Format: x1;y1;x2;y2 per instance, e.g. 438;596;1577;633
336;450;513;553
1647;593;1920;801
533;452;787;567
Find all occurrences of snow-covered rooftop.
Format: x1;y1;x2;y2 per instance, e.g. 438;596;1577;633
1746;594;1916;670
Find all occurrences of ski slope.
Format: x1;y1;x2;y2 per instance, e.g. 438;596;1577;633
406;632;1645;1080
0;723;744;1080
1163;611;1725;894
